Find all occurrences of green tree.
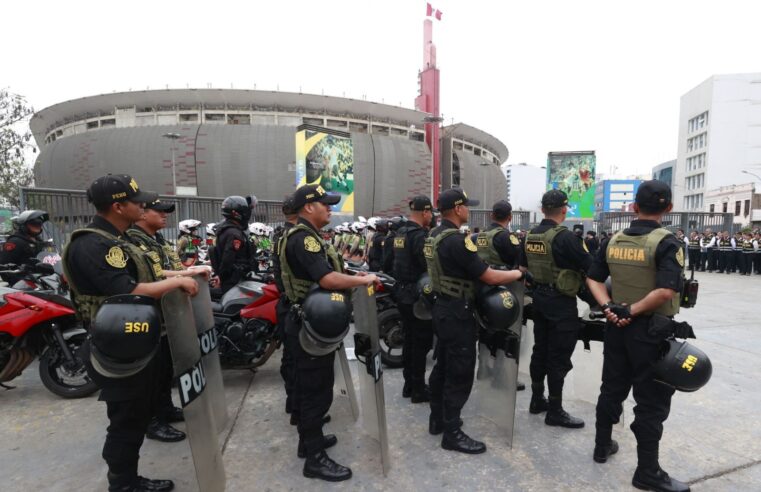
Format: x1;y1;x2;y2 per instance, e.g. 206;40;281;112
0;89;35;209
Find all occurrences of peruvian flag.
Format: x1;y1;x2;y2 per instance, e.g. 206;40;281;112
426;2;442;20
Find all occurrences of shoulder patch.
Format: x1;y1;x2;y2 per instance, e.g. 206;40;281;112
232;239;242;251
3;242;15;251
582;241;590;253
675;248;685;268
510;234;520;246
464;236;478;252
105;246;128;268
304;236;321;253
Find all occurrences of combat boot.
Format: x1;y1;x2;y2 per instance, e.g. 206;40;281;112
297;434;338;458
303;451;353;482
164;406;184;423
402;381;412;398
135;476;175;491
146;418;186;442
632;466;690;492
545;396;584;428
529;383;548;414
593;439;619;463
441;428;486;454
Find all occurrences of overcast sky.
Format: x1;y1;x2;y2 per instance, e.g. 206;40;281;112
6;0;760;177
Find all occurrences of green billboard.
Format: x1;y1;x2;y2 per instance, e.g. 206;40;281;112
547;151;596;219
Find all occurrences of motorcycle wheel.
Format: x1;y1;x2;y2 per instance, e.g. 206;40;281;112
377;308;404;368
39;333;98;399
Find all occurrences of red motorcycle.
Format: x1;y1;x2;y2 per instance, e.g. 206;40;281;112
0;264;97;398
213;274;282;370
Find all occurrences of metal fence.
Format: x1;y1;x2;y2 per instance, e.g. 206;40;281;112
597;211;736;234
20;187;285;248
468;210;532;232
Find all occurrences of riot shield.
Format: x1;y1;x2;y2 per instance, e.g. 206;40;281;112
567;301;606;405
351;284;391;476
473;282;524;448
333;342;360;421
162;289;225;492
189;275;228;432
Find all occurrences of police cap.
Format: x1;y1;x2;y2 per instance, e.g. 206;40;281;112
87;174;157;207
437;188;480;211
635;180;672;212
409;195;433;211
541;189;569;209
292;184;341;210
492;200;512;217
144;198;175;213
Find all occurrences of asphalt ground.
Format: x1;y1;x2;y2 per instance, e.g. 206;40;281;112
2;270;760;491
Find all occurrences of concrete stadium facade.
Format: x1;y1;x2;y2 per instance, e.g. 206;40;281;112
31;89;508;218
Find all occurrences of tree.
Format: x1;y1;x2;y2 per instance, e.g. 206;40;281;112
0;89;35;209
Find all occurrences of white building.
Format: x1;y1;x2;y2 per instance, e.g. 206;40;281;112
674;73;761;211
705;182;761;229
503;162;546;218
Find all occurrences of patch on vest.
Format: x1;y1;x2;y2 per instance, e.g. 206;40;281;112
510;234;520;246
394;237;405;249
423;243;433;258
105;247;128;268
476;236;488;247
583;241;589;253
500;291;514;309
676;248;685;267
607;246;646;263
464;236;477;252
525;241;547;255
304;236;321;253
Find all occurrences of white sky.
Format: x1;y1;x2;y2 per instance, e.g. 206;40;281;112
6;0;760;177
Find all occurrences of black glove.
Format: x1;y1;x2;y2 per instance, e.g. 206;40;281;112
603;302;632;320
673;321;696;339
520;270;535;287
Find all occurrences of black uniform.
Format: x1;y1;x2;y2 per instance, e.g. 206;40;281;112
588;219;684;471
214;219;254;293
521;219;592;402
382;229;396;273
429;219;488;431
66;216;161;491
283;218;337;454
484;222;523;267
272;221;296;414
368;232;386;272
391;221;433;396
0;232;43;284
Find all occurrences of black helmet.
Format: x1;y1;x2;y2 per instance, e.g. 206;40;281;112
89;295;161;378
299;287;351;356
412;273;435;320
389;216;407;232
222;195;252;224
12;210;49;236
653;339;712;392
476;285;520;333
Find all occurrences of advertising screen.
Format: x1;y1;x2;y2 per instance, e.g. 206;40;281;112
295;125;354;214
546;151;596;219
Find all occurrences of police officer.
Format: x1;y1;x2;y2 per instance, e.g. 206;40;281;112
367;219;387;272
279;184;377;481
475;200;523;270
382;216;405;273
0;210;49;284
214;196;255;293
128;198;207;443
686;232;700;270
586;180;688;492
426;188;524;454
63;174;199;492
271;195;298;419
522;189;591;428
392;196;434;403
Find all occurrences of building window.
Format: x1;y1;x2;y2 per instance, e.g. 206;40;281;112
227;114;250;125
205;113;225;122
735;201;741;216
745;199;751;216
100;118;116;127
180;113;198;122
86;121;99;129
709;204;715;213
722;202;728;213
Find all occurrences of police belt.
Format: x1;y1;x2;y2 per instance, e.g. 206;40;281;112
533;282;559;292
435;292;475;309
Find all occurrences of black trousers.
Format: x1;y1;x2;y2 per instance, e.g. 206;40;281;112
699;251;708;271
276;297;295;413
687;249;700;270
755;252;761;274
717;250;727;273
285;312;334;454
153;336;176;423
429;297;477;431
707;248;718;271
399;302;434;392
529;308;580;398
734;251;743;272
104;396;156;490
595;317;674;468
741;253;754;274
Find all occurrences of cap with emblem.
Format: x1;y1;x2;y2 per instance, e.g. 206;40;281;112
409;195;433;211
541;189;569;209
492;200;512;217
87;174;157;207
292;184;341;210
635;180;672;212
144;198;175;213
437;188;480;211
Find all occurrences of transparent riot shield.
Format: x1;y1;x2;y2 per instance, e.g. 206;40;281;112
333;342;360;421
162;289;225;492
189;275;228;432
473;282;524;448
351;284;391;476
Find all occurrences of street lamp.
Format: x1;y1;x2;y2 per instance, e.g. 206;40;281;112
162;132;182;195
480;161;490;206
742;170;761;182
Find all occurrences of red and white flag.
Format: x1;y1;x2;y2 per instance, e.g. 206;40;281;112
426;2;442;20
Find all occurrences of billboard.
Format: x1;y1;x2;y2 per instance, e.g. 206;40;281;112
547;151;596;219
295;124;354;214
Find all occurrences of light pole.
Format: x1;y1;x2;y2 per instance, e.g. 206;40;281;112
162;132;181;195
480;161;490;206
742;169;761;183
423;115;444;202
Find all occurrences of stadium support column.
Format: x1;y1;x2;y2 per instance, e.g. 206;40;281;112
415;19;442;203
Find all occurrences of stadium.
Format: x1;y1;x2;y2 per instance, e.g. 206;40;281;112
30;88;509;218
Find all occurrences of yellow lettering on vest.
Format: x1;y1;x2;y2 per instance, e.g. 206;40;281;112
476;237;488;247
681;354;697;372
609;246;645;263
526;241;547;255
423;244;433;258
394;237;405;249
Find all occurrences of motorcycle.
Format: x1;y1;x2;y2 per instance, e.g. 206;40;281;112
0;263;98;398
211;272;281;370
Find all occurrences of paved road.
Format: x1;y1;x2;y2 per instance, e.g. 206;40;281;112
2;271;760;490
